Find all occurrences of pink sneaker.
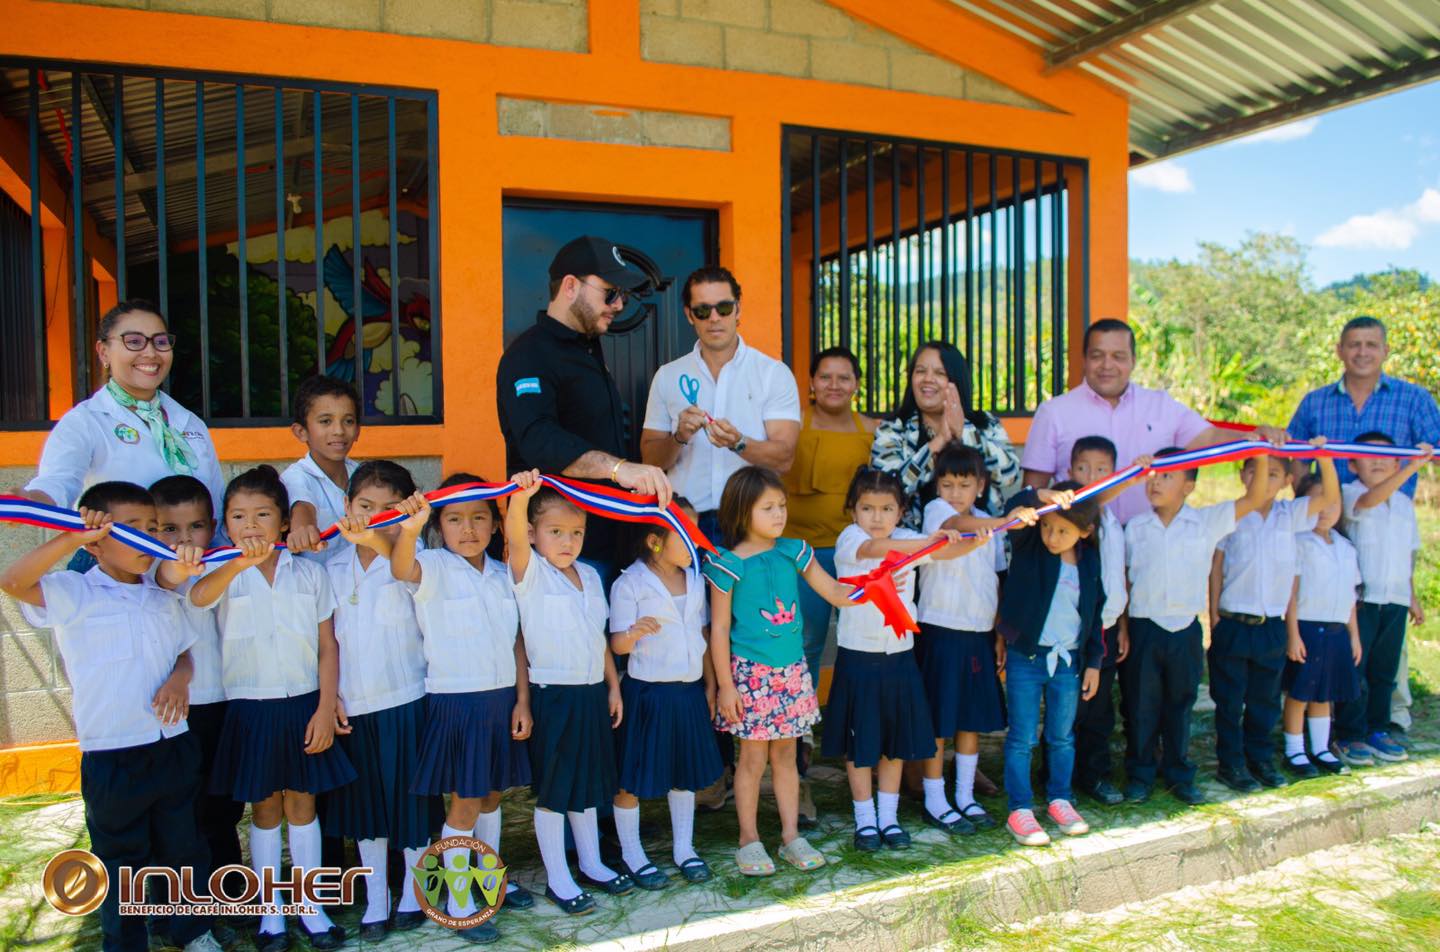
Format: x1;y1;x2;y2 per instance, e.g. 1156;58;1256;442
1047;799;1090;836
1006;809;1051;846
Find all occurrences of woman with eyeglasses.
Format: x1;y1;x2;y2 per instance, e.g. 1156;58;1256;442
15;300;225;518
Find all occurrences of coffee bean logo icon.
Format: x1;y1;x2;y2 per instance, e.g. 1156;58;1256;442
42;849;108;916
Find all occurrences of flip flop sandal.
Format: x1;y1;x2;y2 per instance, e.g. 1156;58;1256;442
922;808;975;836
960;803;997;830
778;836;826;871
735;841;776;877
622;862;670;891
677;857;713;884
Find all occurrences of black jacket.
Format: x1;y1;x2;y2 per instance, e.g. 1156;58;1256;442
995;488;1105;670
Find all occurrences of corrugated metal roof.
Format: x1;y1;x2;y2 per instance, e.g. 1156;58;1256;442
950;0;1440;162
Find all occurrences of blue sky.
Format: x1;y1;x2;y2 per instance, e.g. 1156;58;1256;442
1128;79;1440;287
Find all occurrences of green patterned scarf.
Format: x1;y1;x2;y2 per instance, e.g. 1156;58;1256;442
106;379;197;476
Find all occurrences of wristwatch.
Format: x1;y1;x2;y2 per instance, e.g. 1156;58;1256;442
731;436;747;454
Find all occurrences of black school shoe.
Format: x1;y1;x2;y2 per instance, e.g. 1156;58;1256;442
1122;780;1152;803
456;921;499;945
880;825;911;850
852;825;882;852
544;887;595;916
1216;765;1261;793
503;881;535;909
358;920;389;943
300;925;346;950
391;911;427;931
1167;782;1207;806
1079;779;1124;806
1311;753;1350;776
578;871;634;896
1283;752;1320;779
1248;760;1288;789
255;931;291;952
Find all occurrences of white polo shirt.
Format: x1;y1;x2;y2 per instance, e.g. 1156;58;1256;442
280;454;360;566
1341;482;1421;606
1217;498;1317;618
22;569;194;752
834;523;927;654
327;550;426;716
642;336;801;512
410;549;520;694
1125;501;1236;632
918;498;1006;632
26;387;224;514
512;549;609;686
197;550;337;700
1295;532;1362;625
1097;507;1128;630
608;560;709;683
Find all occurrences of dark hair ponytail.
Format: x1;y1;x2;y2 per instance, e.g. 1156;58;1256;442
223;464;289;516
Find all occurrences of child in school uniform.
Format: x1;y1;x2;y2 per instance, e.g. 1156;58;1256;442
1282;459;1362;778
502;471;627;916
318;461;442;942
1332;434;1434;767
827;468;972;851
705;466;859;876
391;474;534;940
1207;439;1338;793
912;444;1011;834
188;466;355;952
1122;447;1270;806
1;482;224;952
608;497;723;887
281;376;361;564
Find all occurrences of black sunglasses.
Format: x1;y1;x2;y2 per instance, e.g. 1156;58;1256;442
581;279;629;307
106;332;177;352
689;300;737;320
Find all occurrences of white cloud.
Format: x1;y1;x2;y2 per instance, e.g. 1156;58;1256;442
1230;117;1319;145
1130;161;1194;193
1315;186;1440;250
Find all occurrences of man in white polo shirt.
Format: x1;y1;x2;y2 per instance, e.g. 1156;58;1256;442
641;266;801;541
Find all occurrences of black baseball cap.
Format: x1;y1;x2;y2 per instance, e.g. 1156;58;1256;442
548;235;649;291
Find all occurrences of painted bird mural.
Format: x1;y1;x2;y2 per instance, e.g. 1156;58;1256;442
320;245;433;412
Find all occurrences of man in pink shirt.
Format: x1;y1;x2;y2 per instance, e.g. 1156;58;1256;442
1021;319;1287;524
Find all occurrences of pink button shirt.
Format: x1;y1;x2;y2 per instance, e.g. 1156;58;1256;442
1021;380;1209;525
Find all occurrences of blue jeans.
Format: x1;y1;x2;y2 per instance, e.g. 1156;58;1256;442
796;546;837;689
1003;651;1081;811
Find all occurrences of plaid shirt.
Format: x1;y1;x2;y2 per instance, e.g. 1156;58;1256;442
1287;374;1440;496
869;412;1021;528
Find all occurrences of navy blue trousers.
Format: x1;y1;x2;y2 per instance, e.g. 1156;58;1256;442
1123;618;1204;788
1207;616;1287;771
1336;601;1408;742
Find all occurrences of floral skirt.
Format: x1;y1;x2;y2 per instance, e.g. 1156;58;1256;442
714;655;820;741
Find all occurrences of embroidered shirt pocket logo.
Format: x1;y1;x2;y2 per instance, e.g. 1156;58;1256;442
113;424;140;444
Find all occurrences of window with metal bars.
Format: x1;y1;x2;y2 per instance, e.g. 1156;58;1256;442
783;128;1087;416
0;59;441;426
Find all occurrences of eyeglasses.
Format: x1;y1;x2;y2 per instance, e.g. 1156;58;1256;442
106;332;177;352
688;300;737;320
580;279;629;307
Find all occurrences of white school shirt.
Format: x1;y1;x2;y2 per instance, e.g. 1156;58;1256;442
198;549;337;700
1294;532;1362;625
26;387;224;514
410;549;519;694
21;569;195;752
280;454;361;567
327;550;425;716
1125;501;1236;632
1340;482;1420;606
642;336;802;512
1098;507;1127;630
918;498;1006;632
834;523;926;654
1217;498;1317;618
608;560;709;683
177;588;225;706
512;549;609;686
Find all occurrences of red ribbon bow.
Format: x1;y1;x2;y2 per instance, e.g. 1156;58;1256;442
838;537;950;638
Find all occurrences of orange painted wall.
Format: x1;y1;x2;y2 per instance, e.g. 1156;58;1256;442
1;0;1129;472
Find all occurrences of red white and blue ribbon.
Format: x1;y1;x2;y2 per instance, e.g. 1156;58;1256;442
0;476;714;567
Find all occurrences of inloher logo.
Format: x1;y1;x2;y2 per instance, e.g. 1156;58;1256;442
43;849;109;917
409;836;506;930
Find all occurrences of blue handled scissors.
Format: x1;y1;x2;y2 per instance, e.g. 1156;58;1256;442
678;374;714;423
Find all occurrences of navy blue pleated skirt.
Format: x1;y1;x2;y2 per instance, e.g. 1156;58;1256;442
914;623;1007;736
1283;621;1361;704
209;692;358;803
529;682;617;813
411;688;531;799
616;677;723;798
820;647;936;767
321;696;440;847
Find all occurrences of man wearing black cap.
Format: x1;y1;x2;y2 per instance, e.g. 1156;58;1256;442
497;235;673;580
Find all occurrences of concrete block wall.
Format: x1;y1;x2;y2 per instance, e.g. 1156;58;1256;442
497;96;732;150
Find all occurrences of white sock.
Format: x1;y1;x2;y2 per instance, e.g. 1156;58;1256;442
613;804;650;872
921;777;950;820
397;845;426;913
853;797;877;831
1309;717;1337;761
357;838;389;925
568;807;618;883
474;808;501;852
1284;731;1306;758
287;818;335;933
955;753;979;810
534;808;581;900
441;823;475;918
249;824;284;936
669;790;698;867
877;791;900;830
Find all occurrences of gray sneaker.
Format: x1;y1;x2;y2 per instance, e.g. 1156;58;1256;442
1333;740;1376;767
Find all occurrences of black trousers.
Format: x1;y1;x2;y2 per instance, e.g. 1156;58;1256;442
1073;662;1119;789
1207;616;1287;771
1123;618;1204;788
1336;601;1408;742
186;702;245;876
82;732;212;952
